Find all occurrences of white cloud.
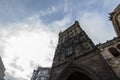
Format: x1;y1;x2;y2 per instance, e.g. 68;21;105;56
1;13;72;80
39;6;58;16
103;0;120;8
49;14;72;32
85;0;97;6
5;72;27;80
63;0;69;13
1;15;58;80
80;11;116;44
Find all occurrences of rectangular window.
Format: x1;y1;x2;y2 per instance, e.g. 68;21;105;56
40;70;48;75
67;47;73;55
40;77;46;80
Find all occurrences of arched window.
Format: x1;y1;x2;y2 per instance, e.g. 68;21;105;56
109;47;120;57
117;44;120;50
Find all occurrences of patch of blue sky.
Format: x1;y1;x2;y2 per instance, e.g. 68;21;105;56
0;0;119;26
0;0;63;25
40;12;65;24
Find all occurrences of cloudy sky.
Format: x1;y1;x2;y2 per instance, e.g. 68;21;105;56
0;0;119;80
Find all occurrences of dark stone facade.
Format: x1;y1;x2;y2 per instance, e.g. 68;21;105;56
0;57;5;80
49;21;119;80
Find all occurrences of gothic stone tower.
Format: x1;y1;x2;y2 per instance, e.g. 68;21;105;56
49;21;119;80
109;4;120;37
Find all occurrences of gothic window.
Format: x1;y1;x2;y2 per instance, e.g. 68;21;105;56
109;47;120;57
67;47;73;55
37;70;48;77
117;44;120;50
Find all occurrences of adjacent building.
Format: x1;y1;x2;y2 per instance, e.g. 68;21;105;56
49;4;120;80
31;67;50;80
0;57;5;80
98;4;120;78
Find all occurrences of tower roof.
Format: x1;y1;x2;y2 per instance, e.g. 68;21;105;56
58;21;83;45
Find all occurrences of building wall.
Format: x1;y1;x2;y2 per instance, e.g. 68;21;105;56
98;38;120;78
31;67;50;80
0;57;5;80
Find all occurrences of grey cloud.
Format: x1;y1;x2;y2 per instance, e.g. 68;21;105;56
46;55;53;62
30;60;40;69
46;39;57;62
5;72;27;80
9;63;24;72
4;72;18;80
0;45;5;57
49;40;56;49
26;73;32;79
0;26;22;58
45;52;54;63
79;12;116;44
0;32;7;58
9;57;24;72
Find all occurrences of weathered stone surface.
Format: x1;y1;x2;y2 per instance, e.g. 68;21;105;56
0;57;5;80
98;37;120;78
